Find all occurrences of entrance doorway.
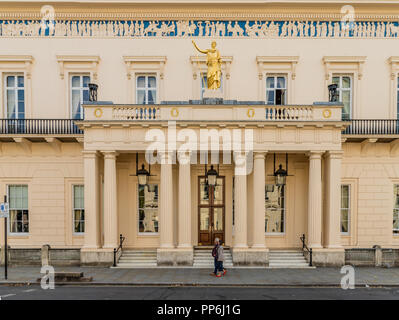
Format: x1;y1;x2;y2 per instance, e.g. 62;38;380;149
198;176;225;246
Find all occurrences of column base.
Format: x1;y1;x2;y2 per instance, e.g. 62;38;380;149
157;248;193;266
80;248;114;267
232;247;269;266
308;248;345;267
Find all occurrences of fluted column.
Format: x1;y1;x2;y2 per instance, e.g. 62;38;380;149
83;151;101;249
160;152;174;248
234;152;248;248
252;152;266;248
308;151;323;248
178;151;191;248
325;151;343;248
102;151;118;249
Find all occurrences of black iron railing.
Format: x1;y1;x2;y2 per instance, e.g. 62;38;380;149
113;234;126;267
300;234;313;267
0;119;83;135
343;119;399;135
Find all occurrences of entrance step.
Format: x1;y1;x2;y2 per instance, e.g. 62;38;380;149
268;250;312;268
193;248;233;268
115;249;157;268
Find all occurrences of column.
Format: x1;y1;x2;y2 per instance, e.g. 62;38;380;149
177;152;191;248
102;151;118;249
160;152;174;248
82;151;101;249
307;151;323;248
234;153;248;248
325;151;343;248
252;152;266;248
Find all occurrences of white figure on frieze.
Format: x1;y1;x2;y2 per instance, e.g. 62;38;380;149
215;21;225;37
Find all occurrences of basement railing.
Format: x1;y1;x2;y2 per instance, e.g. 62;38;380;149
113;234;126;267
0;119;83;135
343;119;399;135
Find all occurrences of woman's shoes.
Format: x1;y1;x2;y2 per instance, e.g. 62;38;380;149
223;269;227;276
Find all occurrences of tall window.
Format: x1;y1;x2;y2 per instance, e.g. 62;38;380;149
5;75;25;119
397;77;399;119
71;75;90;119
266;76;286;105
332;75;352;120
394;184;399;234
341;185;350;234
8;185;29;234
265;184;285;233
73;185;85;234
138;184;159;233
136;75;157;104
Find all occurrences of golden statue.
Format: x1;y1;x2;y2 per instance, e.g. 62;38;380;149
192;40;221;90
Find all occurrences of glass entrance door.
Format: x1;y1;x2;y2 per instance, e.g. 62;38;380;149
198;176;225;246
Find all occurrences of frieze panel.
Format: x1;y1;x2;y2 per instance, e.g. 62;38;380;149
1;20;399;38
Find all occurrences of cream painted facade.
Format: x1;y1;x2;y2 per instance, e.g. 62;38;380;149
0;0;399;266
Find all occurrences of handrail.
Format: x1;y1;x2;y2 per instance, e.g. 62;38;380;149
343;119;399;135
113;234;126;267
0;119;83;135
300;234;313;267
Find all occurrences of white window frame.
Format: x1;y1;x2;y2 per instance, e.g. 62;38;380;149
7;184;29;235
4;74;25;119
341;184;351;235
137;183;159;235
394;184;399;235
265;184;286;235
72;184;85;235
397;76;399;119
332;74;353;119
70;74;90;119
266;75;287;105
135;74;157;105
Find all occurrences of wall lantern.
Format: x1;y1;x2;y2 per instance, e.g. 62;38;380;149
206;165;218;187
89;83;98;102
269;153;291;186
131;153;152;186
328;83;339;102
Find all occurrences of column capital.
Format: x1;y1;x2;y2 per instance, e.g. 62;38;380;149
307;151;324;159
324;150;344;159
82;150;99;158
177;150;192;164
101;150;119;159
254;152;267;160
159;151;174;164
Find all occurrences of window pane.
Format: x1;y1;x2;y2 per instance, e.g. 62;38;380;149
9;185;28;234
148;76;156;88
17;90;24;102
277;77;286;89
72;90;81;119
266;90;274;105
138;184;159;233
17;76;24;88
137;76;145;88
7;90;16;118
137;90;145;104
266;77;275;89
148;90;156;104
83;76;90;87
83;89;89;102
71;76;80;87
332;76;339;86
201;74;207;88
342;76;351;88
265;184;285;233
342;91;351;117
7;76;15;87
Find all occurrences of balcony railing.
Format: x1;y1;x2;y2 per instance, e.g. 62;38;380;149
0;119;83;135
343;119;399;135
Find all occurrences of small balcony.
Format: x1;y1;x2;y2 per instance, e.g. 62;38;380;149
342;119;399;142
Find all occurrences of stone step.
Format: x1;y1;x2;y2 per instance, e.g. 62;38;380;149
269;256;305;260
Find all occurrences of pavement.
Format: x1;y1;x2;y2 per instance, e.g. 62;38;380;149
0;266;399;287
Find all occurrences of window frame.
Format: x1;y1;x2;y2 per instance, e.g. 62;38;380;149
340;184;351;235
4;74;25;119
7;184;29;236
332;74;353;120
266;75;287;105
265;183;286;235
72;184;85;235
70;74;90;120
137;183;159;235
394;184;399;235
135;74;157;105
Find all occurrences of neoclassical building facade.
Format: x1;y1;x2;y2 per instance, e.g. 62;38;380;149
0;0;399;267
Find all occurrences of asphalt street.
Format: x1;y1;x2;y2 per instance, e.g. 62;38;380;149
1;285;399;300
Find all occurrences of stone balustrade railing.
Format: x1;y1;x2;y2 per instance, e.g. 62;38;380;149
83;102;343;122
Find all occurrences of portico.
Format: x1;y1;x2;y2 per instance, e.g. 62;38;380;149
77;101;346;266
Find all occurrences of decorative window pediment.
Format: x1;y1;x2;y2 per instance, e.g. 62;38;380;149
323;56;366;81
56;55;100;80
0;55;34;78
256;56;299;80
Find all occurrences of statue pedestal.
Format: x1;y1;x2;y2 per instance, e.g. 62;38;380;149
202;89;223;104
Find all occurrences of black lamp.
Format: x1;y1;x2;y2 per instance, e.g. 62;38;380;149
328;83;338;102
274;164;287;186
137;164;150;186
89;83;98;102
206;165;218;187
